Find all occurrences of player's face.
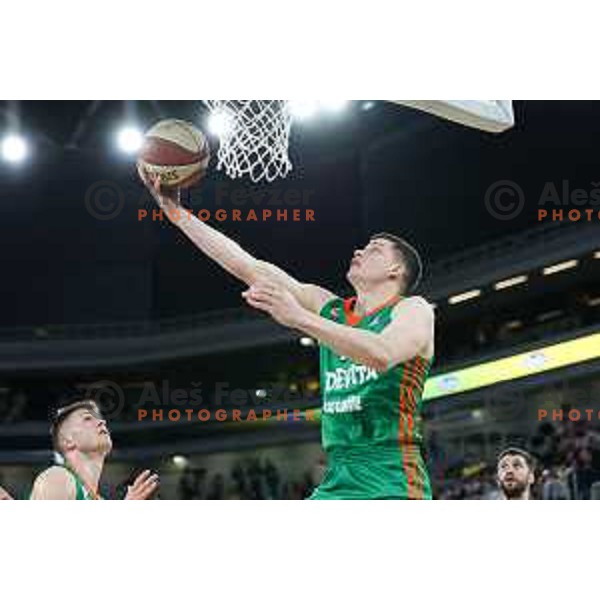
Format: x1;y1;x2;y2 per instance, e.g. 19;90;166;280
62;407;112;456
347;239;403;288
497;454;533;499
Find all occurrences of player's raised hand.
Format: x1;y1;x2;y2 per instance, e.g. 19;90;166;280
136;161;181;212
242;281;307;328
124;470;160;500
0;485;13;500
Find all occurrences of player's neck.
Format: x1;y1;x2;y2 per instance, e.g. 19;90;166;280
66;451;105;494
353;285;402;316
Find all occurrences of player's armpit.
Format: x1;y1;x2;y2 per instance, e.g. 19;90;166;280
30;467;76;500
376;297;435;370
252;260;336;313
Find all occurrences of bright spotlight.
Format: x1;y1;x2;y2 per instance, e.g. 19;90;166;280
289;100;319;120
319;100;349;112
300;337;316;347
362;101;375;111
208;109;233;137
172;455;188;469
117;126;143;154
1;134;28;163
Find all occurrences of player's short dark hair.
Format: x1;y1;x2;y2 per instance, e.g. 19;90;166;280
49;395;101;453
497;447;535;471
370;232;423;293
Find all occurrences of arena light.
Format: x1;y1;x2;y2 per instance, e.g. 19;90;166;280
116;126;143;154
300;336;316;347
255;389;267;398
172;455;188;468
537;309;564;323
319;100;349;112
289;100;319;120
207;109;233;137
587;296;600;307
594;251;600;259
362;101;375;111
448;289;481;305
1;133;28;163
542;259;579;276
494;274;528;290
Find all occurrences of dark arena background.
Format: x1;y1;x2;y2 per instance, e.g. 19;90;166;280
1;100;600;499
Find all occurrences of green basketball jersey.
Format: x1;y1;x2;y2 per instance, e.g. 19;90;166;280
310;295;433;499
64;466;96;500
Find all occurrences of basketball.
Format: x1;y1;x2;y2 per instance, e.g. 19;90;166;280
138;119;210;189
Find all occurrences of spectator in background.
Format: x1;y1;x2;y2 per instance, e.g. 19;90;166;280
231;462;248;497
531;422;559;470
178;466;197;500
264;460;280;499
572;446;594;499
496;447;536;500
541;468;569;500
206;473;225;500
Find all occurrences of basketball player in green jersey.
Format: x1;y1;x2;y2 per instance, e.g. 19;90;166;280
139;168;435;499
30;398;159;500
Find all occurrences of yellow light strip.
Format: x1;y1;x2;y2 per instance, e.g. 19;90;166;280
494;275;528;290
542;259;578;276
423;330;600;401
448;289;481;305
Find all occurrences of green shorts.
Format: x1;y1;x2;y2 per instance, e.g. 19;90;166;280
309;446;432;500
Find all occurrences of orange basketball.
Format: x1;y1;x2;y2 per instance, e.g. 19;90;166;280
138;119;210;189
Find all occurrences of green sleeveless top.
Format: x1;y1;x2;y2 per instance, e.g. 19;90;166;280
28;465;99;500
319;295;433;456
63;465;97;500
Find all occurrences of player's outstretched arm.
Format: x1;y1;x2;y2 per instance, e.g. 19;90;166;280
30;467;76;500
138;164;335;314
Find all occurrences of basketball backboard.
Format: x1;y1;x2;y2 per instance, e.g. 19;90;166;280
393;100;514;133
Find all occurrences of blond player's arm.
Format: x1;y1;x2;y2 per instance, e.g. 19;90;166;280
140;165;335;313
30;467;76;500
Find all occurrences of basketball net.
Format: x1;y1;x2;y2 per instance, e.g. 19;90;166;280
204;101;293;183
203;100;513;183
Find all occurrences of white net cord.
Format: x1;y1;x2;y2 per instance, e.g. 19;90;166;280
204;100;293;183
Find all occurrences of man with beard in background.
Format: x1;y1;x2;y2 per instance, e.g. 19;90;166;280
496;447;536;500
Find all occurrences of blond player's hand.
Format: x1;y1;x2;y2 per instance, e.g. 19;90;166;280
124;470;160;500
